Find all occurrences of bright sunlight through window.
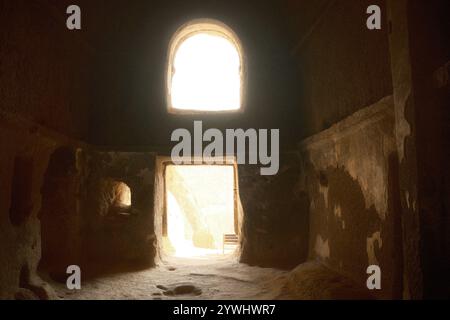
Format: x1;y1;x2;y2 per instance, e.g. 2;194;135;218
167;20;244;113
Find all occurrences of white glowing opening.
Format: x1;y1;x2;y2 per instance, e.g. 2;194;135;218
115;182;131;207
164;165;236;257
170;33;241;111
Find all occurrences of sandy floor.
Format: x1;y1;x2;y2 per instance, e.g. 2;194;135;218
53;253;290;300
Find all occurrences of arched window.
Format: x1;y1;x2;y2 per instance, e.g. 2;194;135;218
167;19;245;113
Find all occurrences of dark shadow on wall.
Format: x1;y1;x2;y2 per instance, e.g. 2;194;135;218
324;166;381;286
9;156;34;226
408;0;450;299
308;155;403;299
239;153;310;269
38;147;83;281
386;153;404;299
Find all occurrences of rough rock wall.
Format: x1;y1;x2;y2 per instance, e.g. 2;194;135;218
239;153;310;269
82;152;157;274
287;0;393;138
153;157;167;262
0;113;87;299
39;146;89;281
0;129;159;296
0;0;93;140
0;0;95;297
406;0;450;299
298;96;403;299
386;0;424;299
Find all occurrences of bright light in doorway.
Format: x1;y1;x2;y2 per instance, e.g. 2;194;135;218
164;165;236;257
170;33;241;111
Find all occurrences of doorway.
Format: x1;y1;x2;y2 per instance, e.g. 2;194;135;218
162;164;239;258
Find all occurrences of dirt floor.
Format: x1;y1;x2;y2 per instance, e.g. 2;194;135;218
52;253;290;300
49;244;374;300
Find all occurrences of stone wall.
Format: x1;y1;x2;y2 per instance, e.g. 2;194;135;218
0;113;160;298
0;0;94;297
407;0;450;298
298;96;403;299
285;0;393;138
38;146;88;281
0;0;94;140
81;152;157;275
239;153;310;269
0;112;87;299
